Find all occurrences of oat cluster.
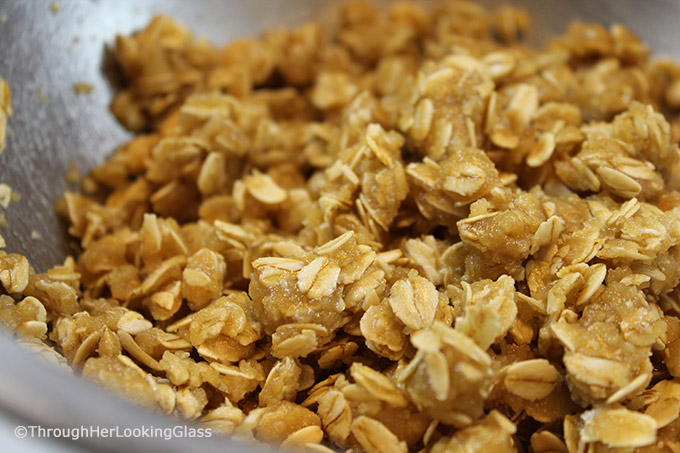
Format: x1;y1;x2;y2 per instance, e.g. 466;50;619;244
3;1;680;451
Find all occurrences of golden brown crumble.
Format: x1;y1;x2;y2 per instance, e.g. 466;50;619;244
4;1;680;451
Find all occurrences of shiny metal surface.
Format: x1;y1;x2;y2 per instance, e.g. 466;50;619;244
0;0;679;451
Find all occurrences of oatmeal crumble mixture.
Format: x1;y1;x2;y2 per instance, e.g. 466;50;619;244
3;1;680;451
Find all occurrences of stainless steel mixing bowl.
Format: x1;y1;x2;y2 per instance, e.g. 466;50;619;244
1;0;679;451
